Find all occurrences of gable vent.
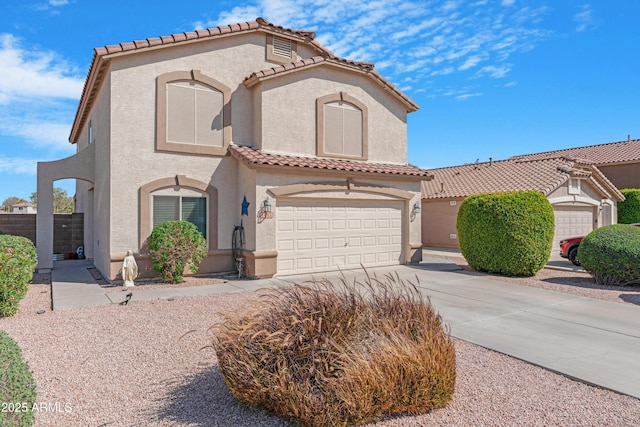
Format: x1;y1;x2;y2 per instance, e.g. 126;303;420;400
272;36;292;58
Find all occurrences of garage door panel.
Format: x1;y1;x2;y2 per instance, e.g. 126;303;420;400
297;239;312;250
332;219;346;230
316;219;330;230
278;239;294;251
297;219;312;231
315;238;329;249
276;200;403;275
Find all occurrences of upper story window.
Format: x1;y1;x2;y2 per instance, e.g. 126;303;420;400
156;70;231;156
266;34;297;64
166;81;223;146
88;120;93;144
568;178;581;195
316;92;368;160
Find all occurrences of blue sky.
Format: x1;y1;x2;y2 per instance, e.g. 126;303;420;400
0;0;638;204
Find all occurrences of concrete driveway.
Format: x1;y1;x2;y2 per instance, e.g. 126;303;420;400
51;256;640;400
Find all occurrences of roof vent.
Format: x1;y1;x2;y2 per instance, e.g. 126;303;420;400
272;36;292;59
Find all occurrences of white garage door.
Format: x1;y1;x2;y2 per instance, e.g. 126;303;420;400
276;200;403;275
553;206;595;249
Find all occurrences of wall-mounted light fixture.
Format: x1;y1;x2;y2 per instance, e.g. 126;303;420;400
262;198;271;213
412;202;421;214
258;197;273;221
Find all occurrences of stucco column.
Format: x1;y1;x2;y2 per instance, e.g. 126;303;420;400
36;144;96;272
36;169;54;273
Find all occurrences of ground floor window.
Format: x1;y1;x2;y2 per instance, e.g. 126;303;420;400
153;194;207;238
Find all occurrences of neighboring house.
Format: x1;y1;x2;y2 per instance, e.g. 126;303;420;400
511;137;640;190
12;203;37;214
37;18;430;280
421;156;624;250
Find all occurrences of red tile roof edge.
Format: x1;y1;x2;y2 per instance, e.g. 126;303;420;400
511;138;640;165
94;18;314;57
421;156;623;200
70;17;326;142
243;56;418;112
229;144;433;178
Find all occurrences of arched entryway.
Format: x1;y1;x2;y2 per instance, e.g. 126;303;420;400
36;143;95;272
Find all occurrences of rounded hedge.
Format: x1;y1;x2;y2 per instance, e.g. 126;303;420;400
149;220;207;284
579;224;640;286
0;330;37;426
457;191;554;277
0;235;37;317
618;189;640;224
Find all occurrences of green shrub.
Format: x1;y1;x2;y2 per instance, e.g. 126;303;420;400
148;220;207;284
579;224;640;286
0;330;37;427
0;235;37;317
618;189;640;224
213;272;456;427
457;191;554;276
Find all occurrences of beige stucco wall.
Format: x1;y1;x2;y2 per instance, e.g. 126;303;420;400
598;163;640;190
257;66;409;164
421;197;464;248
73;72;112;276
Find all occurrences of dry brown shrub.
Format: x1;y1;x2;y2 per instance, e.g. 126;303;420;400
212;271;456;426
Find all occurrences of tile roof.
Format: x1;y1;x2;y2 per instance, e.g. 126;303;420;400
229;144;432;179
421;156;623;200
69;17;331;142
243;55;418;112
511;138;640;165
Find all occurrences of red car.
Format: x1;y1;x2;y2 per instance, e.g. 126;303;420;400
559;223;640;266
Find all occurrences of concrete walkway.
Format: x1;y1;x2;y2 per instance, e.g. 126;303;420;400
50;257;640;400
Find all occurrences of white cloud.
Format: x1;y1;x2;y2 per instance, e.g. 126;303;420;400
477;64;512;78
574;4;597;32
49;0;69;6
202;0;551;97
0;156;38;175
458;55;485;70
0;35;82;153
456;92;482;100
0;34;84;103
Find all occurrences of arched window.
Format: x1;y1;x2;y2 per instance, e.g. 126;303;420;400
317;92;368;160
156;70;231;156
139;175;218;249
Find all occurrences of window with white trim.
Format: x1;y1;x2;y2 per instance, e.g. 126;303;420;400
152;190;207;238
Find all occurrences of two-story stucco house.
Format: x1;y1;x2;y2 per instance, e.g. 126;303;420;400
37;18;431;280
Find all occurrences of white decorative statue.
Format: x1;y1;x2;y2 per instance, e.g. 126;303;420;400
122;250;138;287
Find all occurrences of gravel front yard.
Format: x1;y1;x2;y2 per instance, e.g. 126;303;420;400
1;262;639;426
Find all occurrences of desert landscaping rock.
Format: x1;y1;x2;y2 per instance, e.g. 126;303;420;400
1;265;639;426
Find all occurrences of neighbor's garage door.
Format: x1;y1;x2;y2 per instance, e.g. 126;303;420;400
553;206;595;250
276;200;403;275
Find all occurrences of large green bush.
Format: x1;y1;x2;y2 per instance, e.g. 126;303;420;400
457;191;554;276
149;220;207;284
579;224;640;286
618;189;640;224
0;330;37;426
213;273;456;427
0;235;37;317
